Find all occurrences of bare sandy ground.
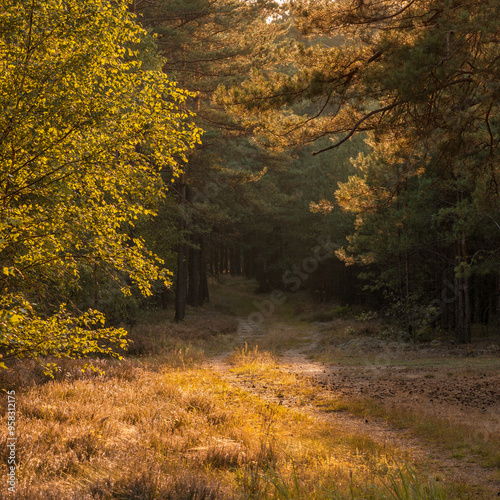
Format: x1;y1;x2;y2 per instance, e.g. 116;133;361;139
208;321;500;498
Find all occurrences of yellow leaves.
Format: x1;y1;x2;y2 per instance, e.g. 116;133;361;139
0;0;198;260
0;311;23;325
0;293;130;370
0;0;203;366
2;267;15;277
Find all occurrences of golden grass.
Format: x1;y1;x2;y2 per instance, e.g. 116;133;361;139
127;309;239;358
333;393;500;470
0;279;494;499
0;343;457;499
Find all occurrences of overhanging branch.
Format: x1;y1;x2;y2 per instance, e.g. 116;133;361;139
312;102;399;155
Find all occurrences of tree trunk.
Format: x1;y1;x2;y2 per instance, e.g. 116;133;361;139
208;239;214;275
497;273;500;338
199;238;210;303
213;244;219;275
175;174;188;321
188;233;201;307
223;246;229;274
455;237;471;343
243;246;252;278
175;241;188;321
229;247;236;276
405;245;412;337
219;245;225;275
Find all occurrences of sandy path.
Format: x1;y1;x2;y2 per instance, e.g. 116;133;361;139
206;321;500;499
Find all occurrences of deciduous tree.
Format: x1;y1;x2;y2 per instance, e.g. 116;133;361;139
0;0;200;368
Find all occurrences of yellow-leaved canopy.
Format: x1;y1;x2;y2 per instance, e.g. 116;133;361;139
0;0;202;371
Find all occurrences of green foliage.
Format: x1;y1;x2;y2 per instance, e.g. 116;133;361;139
0;0;201;363
0;294;128;375
221;0;500;338
135;0;294;312
384;291;440;342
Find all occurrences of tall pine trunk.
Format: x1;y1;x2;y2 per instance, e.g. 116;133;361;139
497;273;500;338
199;238;210;302
188;233;200;307
454;236;471;343
175;174;188;321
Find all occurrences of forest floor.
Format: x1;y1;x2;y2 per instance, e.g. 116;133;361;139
1;277;500;499
204;277;500;498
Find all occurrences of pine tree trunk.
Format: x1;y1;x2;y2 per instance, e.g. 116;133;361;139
497;273;500;338
175;175;188;321
236;247;242;276
243;246;252;278
188;233;200;307
219;245;225;275
455;273;464;342
455;237;471;343
199;238;210;303
224;246;229;274
175;241;188;321
213;244;219;275
208;240;214;275
229;247;236;276
462;236;471;343
405;245;412;337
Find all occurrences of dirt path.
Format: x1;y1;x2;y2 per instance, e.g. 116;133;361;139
206;319;500;499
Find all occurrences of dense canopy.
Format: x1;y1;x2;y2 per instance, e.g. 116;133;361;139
1;0;499;372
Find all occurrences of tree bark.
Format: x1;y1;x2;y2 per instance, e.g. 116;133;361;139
175;174;188;321
455;236;471;343
223;246;229;274
188;233;200;307
219;245;225;275
497;273;500;338
199;238;210;303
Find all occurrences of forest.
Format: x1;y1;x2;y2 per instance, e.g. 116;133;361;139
1;0;500;499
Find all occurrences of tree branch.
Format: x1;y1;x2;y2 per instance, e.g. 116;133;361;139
312;102;399;155
344;0;418;25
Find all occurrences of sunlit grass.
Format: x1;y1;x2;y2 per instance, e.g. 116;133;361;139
1;343;463;499
0;278;495;498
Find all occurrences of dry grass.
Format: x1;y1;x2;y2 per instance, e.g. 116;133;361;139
0;279;492;499
249;323;315;353
293;320;500;474
333;393;500;470
126;310;239;358
0;341;455;499
227;343;320;407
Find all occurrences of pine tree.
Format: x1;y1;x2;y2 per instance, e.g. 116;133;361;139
220;0;500;341
135;0;287;319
